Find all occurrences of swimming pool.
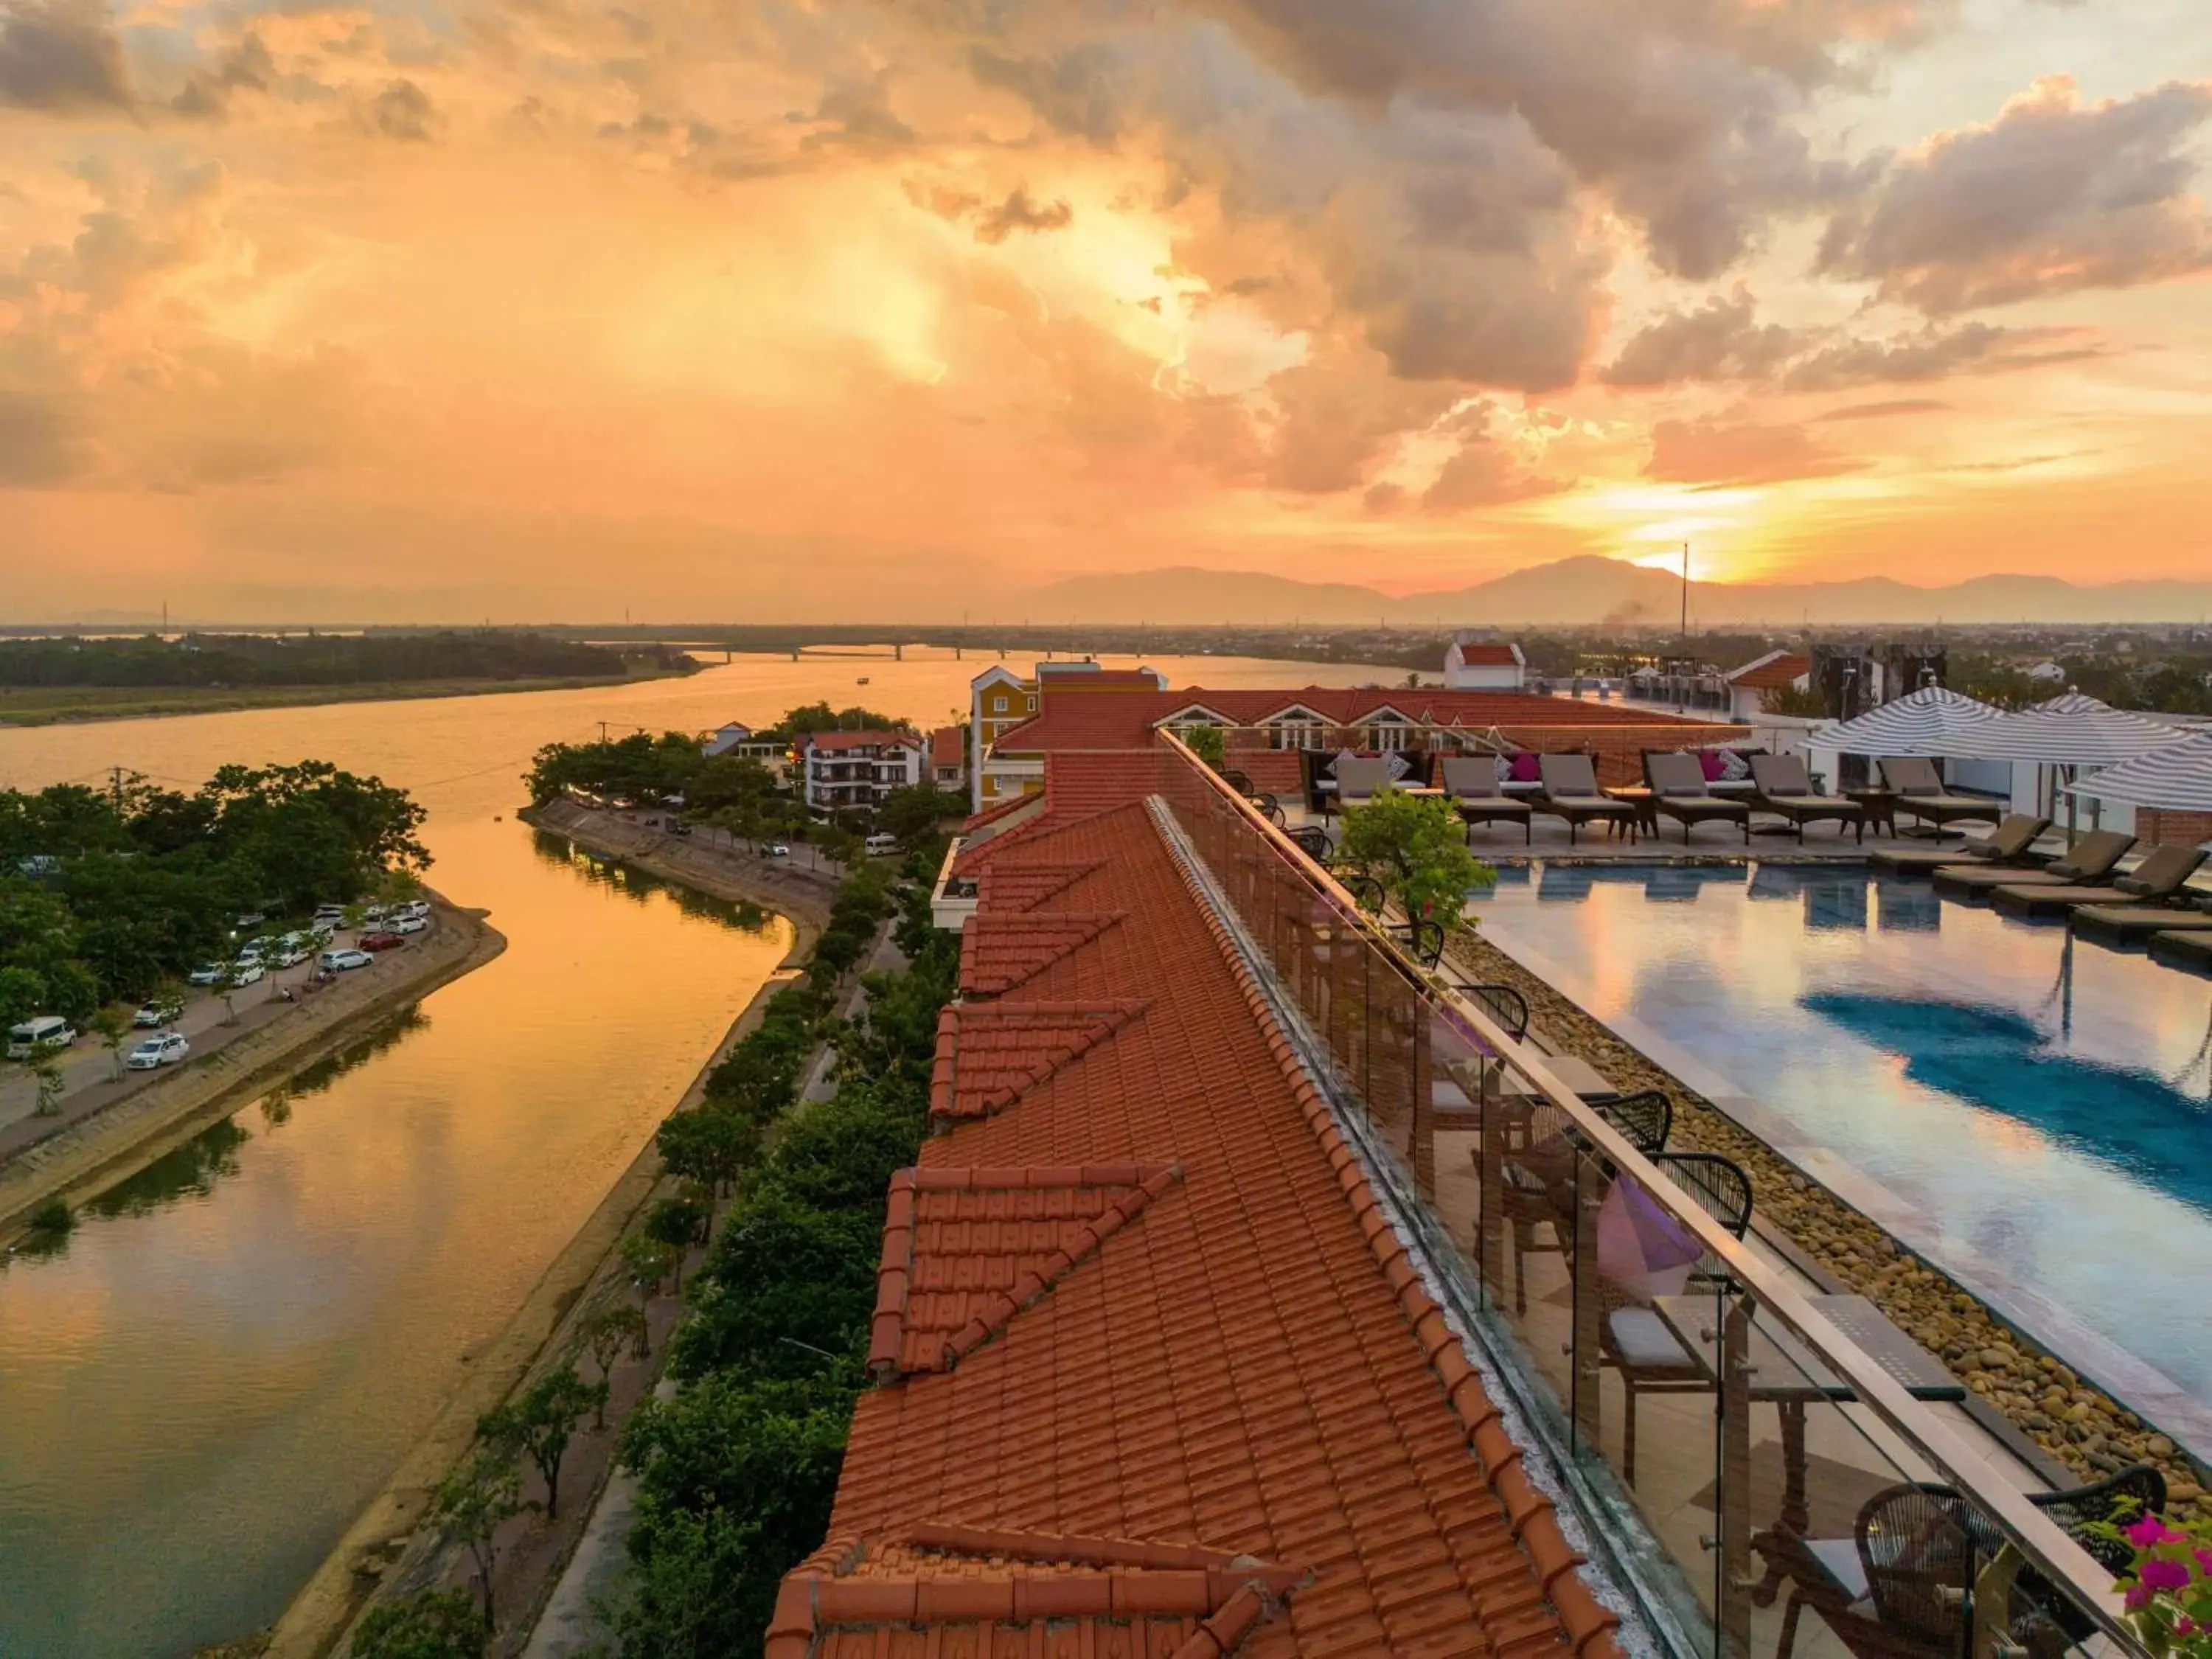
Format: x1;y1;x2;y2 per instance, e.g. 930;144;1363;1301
1467;862;2212;1448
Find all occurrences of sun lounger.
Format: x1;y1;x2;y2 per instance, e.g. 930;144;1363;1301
1642;752;1752;845
1531;754;1635;846
1933;829;2134;900
1439;757;1533;844
1878;757;2006;835
1747;754;1865;843
1989;844;2208;918
1869;813;2049;876
2071;900;2212;946
2149;930;2212;974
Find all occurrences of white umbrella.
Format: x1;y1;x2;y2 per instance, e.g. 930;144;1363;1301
2070;731;2212;814
1808;685;2001;757
1950;691;2187;768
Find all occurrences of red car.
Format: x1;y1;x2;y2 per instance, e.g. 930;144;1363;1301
358;931;407;952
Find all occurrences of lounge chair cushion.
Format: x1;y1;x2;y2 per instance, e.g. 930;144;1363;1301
1538;754;1611;800
2113;845;2207;898
1606;1309;1700;1373
1997;886;2143;909
1441;757;1503;799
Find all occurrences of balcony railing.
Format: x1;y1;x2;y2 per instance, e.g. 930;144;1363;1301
1150;730;2146;1659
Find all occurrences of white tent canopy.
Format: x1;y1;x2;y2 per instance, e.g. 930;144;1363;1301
1948;691;2187;768
1808;686;2001;757
2070;731;2212;813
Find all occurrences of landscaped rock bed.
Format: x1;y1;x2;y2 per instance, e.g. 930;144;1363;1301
1445;928;2208;1517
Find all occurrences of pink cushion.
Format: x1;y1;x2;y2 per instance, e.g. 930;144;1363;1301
1699;751;1727;782
1509;752;1541;783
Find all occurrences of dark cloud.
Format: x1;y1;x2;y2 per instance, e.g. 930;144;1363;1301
1421;436;1570;513
1261;344;1461;493
1601;289;1801;386
973;186;1074;243
1812;398;1950;422
366;78;438;141
170;29;275;119
969;42;1126;145
1647;417;1860;486
799;76;916;153
1782;321;2100;391
0;0;131;111
1820;76;2212;311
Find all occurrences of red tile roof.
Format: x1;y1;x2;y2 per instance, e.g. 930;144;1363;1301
787;801;1626;1659
1450;643;1521;667
1728;653;1811;692
959;911;1128;997
807;729;922;753
975;861;1107;914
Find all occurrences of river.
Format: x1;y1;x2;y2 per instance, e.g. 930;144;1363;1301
0;649;1380;1657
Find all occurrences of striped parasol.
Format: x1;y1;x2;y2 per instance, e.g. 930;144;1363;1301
1951;691;2188;767
2069;730;2212;813
1808;685;2001;757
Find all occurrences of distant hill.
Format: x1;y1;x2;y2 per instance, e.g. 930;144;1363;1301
1023;559;2212;627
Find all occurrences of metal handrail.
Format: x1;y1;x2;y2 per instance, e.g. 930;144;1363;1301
1154;731;2146;1654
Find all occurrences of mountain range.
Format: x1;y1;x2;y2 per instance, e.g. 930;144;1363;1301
1022;560;2212;628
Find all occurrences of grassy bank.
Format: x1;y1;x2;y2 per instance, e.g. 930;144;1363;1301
0;667;686;728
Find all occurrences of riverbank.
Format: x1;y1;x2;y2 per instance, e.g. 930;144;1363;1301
262;812;836;1659
1444;928;2211;1512
0;666;692;728
0;902;505;1246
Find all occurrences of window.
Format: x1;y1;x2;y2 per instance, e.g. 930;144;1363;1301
992;694;1009;713
1026;695;1037;712
1270;717;1324;751
1371;721;1410;752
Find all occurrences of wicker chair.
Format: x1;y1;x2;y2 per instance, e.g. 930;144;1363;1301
1286;824;1331;861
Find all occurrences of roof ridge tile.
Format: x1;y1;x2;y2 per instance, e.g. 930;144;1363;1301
959;908;1128;997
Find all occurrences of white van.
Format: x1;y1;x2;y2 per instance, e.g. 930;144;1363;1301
863;834;900;857
7;1015;77;1060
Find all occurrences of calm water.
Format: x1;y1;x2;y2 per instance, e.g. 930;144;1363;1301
1470;863;2212;1420
0;650;1375;1657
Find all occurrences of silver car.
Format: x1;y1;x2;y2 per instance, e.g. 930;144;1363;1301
126;1032;189;1070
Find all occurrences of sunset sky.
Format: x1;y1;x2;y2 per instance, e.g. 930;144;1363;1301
1;0;2208;621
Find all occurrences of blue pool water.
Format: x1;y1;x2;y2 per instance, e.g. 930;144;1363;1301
1468;863;2212;1430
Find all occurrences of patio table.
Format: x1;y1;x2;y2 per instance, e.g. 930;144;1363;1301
1649;1293;1963;1641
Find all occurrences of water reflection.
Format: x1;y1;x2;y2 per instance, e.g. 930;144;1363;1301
84;1117;253;1224
1804;990;2212;1210
531;830;776;931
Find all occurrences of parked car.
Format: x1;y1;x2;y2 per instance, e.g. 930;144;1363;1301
231;911;267;933
133;1002;166;1028
231;961;265;987
7;1015;77;1059
312;905;347;928
268;941;311;968
126;1032;189;1070
393;900;431;922
767;844;791;858
319;948;372;973
389;914;429;935
187;961;227;985
358;931;406;952
863;833;900;856
669;822;692;837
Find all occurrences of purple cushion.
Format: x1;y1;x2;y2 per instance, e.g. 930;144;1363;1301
1509;752;1541;783
1699;751;1727;782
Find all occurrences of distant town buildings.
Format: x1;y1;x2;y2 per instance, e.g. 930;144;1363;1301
799;730;925;812
700;720;754;757
1441;636;1528;691
929;725;967;793
1722;650;1812;719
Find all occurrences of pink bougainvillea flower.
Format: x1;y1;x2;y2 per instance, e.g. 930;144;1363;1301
2142;1559;2193;1594
2195;1548;2212;1576
2177;1616;2198;1637
2128;1515;2185;1548
2127;1585;2154;1611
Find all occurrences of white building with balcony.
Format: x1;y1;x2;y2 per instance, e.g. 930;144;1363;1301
799;730;925;813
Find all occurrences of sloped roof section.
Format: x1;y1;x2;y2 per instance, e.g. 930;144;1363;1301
768;1526;1307;1659
929;1001;1150;1121
975;860;1107;914
961;910;1127;997
869;1164;1183;1376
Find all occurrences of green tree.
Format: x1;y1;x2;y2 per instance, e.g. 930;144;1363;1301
656;1107;751;1197
644;1194;709;1253
1335;787;1497;929
89;1005;131;1081
427;1452;521;1631
29;1040;68;1116
349;1589;487;1658
1183;723;1225;771
478;1364;605;1522
874;785;949;849
582;1307;647;1425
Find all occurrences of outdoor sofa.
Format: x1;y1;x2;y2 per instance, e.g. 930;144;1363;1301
1747;754;1865;842
1644;752;1752;844
1989;844;2208;919
1869;813;2048;877
1879;757;2006;835
1932;829;2134;900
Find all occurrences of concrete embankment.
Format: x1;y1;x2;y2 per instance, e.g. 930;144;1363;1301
264;810;835;1659
0;903;505;1246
